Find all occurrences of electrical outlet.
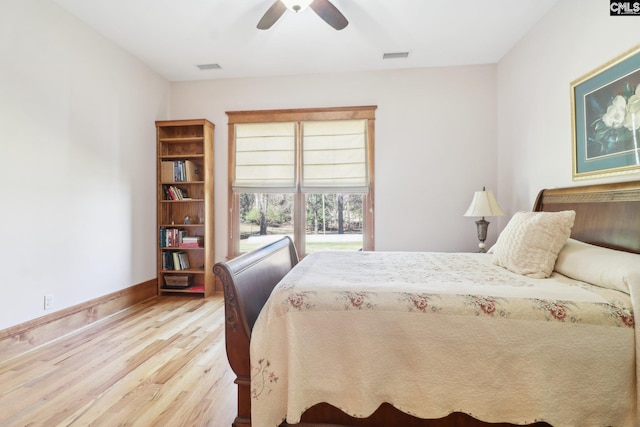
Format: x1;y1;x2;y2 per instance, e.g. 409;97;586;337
44;295;54;310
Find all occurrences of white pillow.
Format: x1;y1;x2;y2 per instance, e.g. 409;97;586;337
492;210;576;278
555;238;640;294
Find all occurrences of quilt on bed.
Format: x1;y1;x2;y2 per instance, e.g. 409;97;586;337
249;251;636;427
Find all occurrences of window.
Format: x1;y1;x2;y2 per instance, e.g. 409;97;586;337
227;106;376;257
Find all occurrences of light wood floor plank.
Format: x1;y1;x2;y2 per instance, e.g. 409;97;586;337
0;295;236;427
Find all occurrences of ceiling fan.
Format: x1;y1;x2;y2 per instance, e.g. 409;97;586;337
257;0;348;31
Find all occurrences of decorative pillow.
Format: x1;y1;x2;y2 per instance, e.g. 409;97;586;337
492;210;576;278
555;238;640;294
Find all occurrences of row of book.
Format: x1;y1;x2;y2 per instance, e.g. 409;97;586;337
159;227;204;248
160;227;185;248
180;235;203;247
162;250;190;270
161;160;200;182
163;185;189;200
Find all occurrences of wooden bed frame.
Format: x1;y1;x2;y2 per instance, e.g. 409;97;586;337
213;180;640;427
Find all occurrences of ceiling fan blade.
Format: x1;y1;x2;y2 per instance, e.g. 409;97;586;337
309;0;348;30
257;0;287;30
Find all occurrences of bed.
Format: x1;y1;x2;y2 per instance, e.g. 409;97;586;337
213;180;640;427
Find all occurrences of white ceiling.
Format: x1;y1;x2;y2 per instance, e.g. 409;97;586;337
52;0;559;82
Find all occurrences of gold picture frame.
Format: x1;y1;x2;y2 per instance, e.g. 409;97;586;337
571;45;640;180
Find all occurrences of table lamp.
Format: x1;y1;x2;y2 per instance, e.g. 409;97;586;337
464;186;504;252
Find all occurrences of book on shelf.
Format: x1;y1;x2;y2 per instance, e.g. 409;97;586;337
163;185;189;201
178;252;190;269
161;161;175;182
171;251;190;270
160;160;200;182
168;185;180;200
162;251;174;270
172;252;181;270
179;236;203;247
184;160;200;181
160;227;187;247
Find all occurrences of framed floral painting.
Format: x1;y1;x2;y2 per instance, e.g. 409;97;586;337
571;45;640;180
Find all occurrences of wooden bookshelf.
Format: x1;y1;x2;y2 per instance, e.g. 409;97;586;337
156;119;215;296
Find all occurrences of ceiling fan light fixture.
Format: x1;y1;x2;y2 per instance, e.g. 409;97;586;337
257;0;347;30
281;0;314;12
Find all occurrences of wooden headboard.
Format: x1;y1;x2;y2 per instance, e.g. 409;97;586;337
533;180;640;254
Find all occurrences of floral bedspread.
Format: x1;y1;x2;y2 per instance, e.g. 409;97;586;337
249;251;636;427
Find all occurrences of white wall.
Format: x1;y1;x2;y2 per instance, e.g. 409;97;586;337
497;0;640;221
170;65;499;259
0;0;169;330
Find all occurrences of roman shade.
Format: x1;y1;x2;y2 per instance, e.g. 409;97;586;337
233;119;369;194
233;122;296;192
301;120;368;193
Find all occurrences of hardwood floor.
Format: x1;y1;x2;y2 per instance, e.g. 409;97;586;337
0;295;236;427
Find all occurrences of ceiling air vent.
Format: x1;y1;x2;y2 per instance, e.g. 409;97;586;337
197;63;221;70
382;52;409;60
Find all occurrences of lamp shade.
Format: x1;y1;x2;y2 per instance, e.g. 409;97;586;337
464;189;505;217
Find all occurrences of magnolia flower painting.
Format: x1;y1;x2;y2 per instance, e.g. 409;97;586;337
573;46;640;179
587;79;640;158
